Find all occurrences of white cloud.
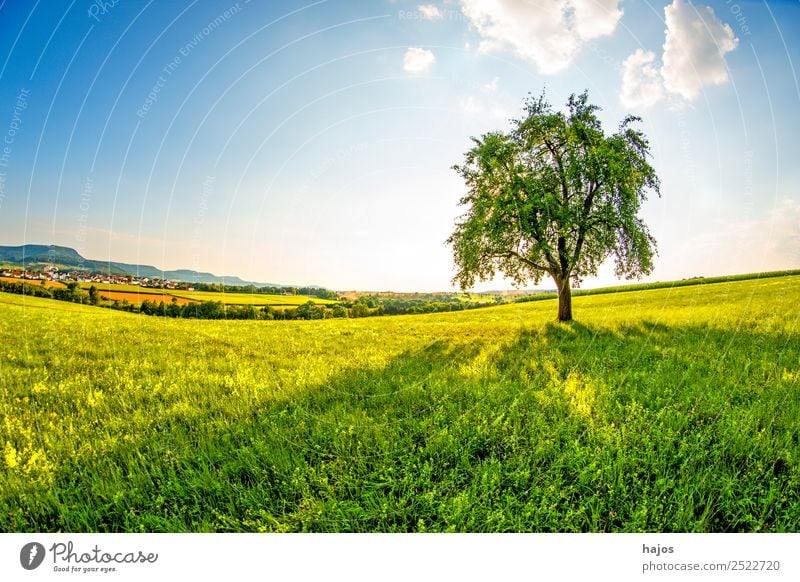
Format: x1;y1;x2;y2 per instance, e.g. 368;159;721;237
459;95;484;114
620;49;665;108
571;0;624;40
661;0;738;101
418;4;442;19
459;0;623;74
619;0;738;108
482;76;499;91
403;47;436;73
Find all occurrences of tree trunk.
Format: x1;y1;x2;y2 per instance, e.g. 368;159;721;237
555;275;572;322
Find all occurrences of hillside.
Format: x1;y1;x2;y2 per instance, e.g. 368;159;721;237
0;276;798;532
0;243;273;286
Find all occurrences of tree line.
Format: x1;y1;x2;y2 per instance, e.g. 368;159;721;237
190;282;338;300
0;279;95;303
135;295;492;320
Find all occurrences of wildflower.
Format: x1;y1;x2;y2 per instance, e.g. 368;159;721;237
3;442;18;469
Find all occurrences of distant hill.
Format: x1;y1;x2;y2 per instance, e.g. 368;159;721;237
0;244;277;287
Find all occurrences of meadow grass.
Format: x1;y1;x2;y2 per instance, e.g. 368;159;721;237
0;276;798;532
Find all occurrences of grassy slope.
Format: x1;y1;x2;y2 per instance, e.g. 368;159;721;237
515;269;800;302
0;276;798;532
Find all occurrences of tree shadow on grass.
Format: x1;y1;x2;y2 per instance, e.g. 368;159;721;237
6;321;799;533
486;320;800;532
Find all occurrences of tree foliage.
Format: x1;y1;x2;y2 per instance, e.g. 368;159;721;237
448;91;660;320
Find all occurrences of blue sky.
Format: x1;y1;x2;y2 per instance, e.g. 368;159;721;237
0;0;798;291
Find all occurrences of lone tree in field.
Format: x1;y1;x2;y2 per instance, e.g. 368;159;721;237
448;91;660;321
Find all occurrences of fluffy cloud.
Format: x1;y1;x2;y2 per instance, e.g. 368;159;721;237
661;0;738;100
619;0;738;108
620;49;665;108
459;0;622;74
418;4;442;19
403;47;436;73
571;0;624;40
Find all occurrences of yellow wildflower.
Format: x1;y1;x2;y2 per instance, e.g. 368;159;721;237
4;442;18;469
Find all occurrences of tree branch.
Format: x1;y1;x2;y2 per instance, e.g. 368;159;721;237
571;181;602;266
557;236;569;278
489;251;550;274
542;136;570;202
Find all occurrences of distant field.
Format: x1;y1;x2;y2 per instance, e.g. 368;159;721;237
339;290;499;304
72;281;337;306
77;282;157;294
73;282;180;306
97;291;197;306
167;290;337;306
1;275;797;532
0;276;65;289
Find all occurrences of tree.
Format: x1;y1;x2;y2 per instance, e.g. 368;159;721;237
351;302;370;318
295;300;324;320
88;284;99;305
447;91;660;321
62;281;84;303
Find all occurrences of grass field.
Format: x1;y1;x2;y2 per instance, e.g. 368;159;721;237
515;269;800;303
0;276;798;532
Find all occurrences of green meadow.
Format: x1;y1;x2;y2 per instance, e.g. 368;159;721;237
0;275;798;532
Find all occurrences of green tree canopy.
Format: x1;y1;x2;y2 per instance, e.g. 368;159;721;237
448;91;660;321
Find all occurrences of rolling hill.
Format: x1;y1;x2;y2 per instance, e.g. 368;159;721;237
0;243;276;286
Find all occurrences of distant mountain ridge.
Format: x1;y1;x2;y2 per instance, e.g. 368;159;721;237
0;244;277;287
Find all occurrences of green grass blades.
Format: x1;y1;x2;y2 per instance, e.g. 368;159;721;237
0;276;798;532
